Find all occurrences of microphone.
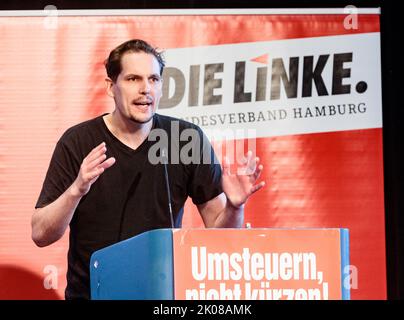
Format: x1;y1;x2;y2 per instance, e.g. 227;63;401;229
162;148;175;229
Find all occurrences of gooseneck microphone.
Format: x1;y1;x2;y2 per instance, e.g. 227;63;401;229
162;148;175;229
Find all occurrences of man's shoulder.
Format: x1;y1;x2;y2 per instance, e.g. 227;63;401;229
59;114;105;142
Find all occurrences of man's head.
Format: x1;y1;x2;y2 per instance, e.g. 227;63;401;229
105;39;165;124
105;39;165;82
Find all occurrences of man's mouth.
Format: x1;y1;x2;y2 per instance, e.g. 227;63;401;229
132;100;153;109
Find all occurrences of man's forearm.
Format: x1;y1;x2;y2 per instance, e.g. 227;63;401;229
213;202;244;228
31;184;83;247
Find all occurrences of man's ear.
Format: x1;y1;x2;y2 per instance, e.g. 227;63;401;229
105;77;114;98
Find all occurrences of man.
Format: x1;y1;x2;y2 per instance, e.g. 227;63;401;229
32;39;265;299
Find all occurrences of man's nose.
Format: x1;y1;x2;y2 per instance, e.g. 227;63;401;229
139;79;151;94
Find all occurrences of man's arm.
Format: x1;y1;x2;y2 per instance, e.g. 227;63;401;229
197;192;244;228
31;142;115;247
197;151;265;228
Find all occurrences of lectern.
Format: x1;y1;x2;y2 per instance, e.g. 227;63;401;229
90;228;349;300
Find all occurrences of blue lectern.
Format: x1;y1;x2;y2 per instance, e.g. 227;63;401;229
90;228;174;300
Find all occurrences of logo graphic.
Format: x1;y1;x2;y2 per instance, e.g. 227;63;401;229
157;34;382;139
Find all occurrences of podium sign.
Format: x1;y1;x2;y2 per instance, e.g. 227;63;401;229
90;228;349;300
173;229;349;300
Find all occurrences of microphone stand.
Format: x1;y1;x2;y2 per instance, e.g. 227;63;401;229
162;148;175;229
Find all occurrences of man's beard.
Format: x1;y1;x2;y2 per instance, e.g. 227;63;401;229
129;112;155;124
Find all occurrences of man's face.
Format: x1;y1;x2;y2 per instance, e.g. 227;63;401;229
108;51;163;124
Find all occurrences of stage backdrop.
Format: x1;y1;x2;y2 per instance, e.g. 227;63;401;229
0;9;385;299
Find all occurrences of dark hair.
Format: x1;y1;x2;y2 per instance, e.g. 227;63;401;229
105;39;165;82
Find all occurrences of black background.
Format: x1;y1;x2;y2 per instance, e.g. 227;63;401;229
0;0;402;300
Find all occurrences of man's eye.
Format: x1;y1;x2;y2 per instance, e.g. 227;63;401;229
151;77;160;83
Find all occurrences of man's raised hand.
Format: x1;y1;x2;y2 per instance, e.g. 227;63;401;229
221;151;265;209
71;142;116;197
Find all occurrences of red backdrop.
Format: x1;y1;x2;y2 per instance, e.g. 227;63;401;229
0;12;385;299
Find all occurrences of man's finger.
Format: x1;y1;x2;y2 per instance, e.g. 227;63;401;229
222;156;231;175
254;164;263;180
86;157;116;181
250;181;265;194
245;154;257;175
88;153;107;170
87;167;105;181
84;142;106;164
99;157;116;170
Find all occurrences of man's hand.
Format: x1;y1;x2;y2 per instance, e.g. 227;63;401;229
221;151;265;209
70;142;116;197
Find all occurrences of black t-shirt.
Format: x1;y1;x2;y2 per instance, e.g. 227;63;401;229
35;113;223;299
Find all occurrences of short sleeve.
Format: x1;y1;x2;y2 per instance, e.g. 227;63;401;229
187;128;223;205
35;132;81;208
